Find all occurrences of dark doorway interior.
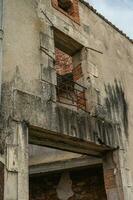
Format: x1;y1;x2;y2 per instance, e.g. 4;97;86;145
29;165;107;200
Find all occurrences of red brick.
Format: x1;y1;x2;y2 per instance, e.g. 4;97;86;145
104;169;116;190
55;48;73;75
73;64;83;81
77;91;86;110
51;0;80;24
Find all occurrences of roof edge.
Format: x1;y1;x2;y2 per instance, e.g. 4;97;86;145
80;0;133;45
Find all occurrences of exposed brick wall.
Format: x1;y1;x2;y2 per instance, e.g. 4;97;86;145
29;166;107;200
73;64;83;81
104;169;116;190
0;162;4;200
55;48;85;109
77;91;86;110
55;48;73;75
51;0;80;24
55;48;83;80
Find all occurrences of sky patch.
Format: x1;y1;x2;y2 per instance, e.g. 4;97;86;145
88;0;133;38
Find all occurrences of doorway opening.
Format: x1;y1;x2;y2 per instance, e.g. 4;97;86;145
29;144;107;200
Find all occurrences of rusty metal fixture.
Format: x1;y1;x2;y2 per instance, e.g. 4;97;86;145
56;73;86;110
58;0;73;11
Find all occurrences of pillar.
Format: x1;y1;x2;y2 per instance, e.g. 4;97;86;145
4;122;29;200
103;151;124;200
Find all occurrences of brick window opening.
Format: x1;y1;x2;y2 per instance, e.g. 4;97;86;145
58;0;73;13
55;48;73;75
54;29;85;110
51;0;80;24
55;48;86;110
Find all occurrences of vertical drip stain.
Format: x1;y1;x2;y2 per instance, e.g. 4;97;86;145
104;79;128;138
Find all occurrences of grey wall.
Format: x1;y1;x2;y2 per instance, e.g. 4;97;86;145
1;0;133;198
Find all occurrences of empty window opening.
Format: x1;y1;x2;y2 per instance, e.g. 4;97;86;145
53;29;86;110
51;0;80;24
55;48;86;110
58;0;73;13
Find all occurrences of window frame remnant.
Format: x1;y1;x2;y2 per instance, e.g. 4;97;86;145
51;0;80;24
56;72;86;111
58;0;73;12
54;28;86;111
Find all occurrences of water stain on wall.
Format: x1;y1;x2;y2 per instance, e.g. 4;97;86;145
104;79;128;138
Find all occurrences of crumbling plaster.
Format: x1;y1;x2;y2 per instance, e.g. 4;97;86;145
79;2;133;199
0;0;133;199
0;0;118;147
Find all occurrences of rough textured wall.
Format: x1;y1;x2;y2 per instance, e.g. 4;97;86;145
2;0;133;152
3;0;41;93
0;162;4;200
1;0;118;148
2;0;132;155
79;1;133;197
1;0;133;198
2;0;133;145
29;166;107;200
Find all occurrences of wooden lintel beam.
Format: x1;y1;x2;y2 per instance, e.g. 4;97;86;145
29;126;112;157
29;156;102;175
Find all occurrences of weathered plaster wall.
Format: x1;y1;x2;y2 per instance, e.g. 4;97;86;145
3;0;41;93
2;0;116;153
2;0;133;142
1;0;133;199
0;0;3;102
0;162;4;200
79;2;133;198
1;0;120;149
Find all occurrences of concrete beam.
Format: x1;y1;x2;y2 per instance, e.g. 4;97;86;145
54;27;83;56
29;126;112;157
29;156;102;175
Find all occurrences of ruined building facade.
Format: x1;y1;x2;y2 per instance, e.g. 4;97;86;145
0;0;133;199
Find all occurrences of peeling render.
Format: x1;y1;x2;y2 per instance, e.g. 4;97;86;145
104;80;128;138
0;0;132;199
0;0;3;101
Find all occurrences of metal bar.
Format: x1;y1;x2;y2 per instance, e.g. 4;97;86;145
57;73;87;89
86;46;103;54
56;72;87;109
41;10;54;27
57;84;86;94
40;46;55;61
42;74;86;109
56;88;86;101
